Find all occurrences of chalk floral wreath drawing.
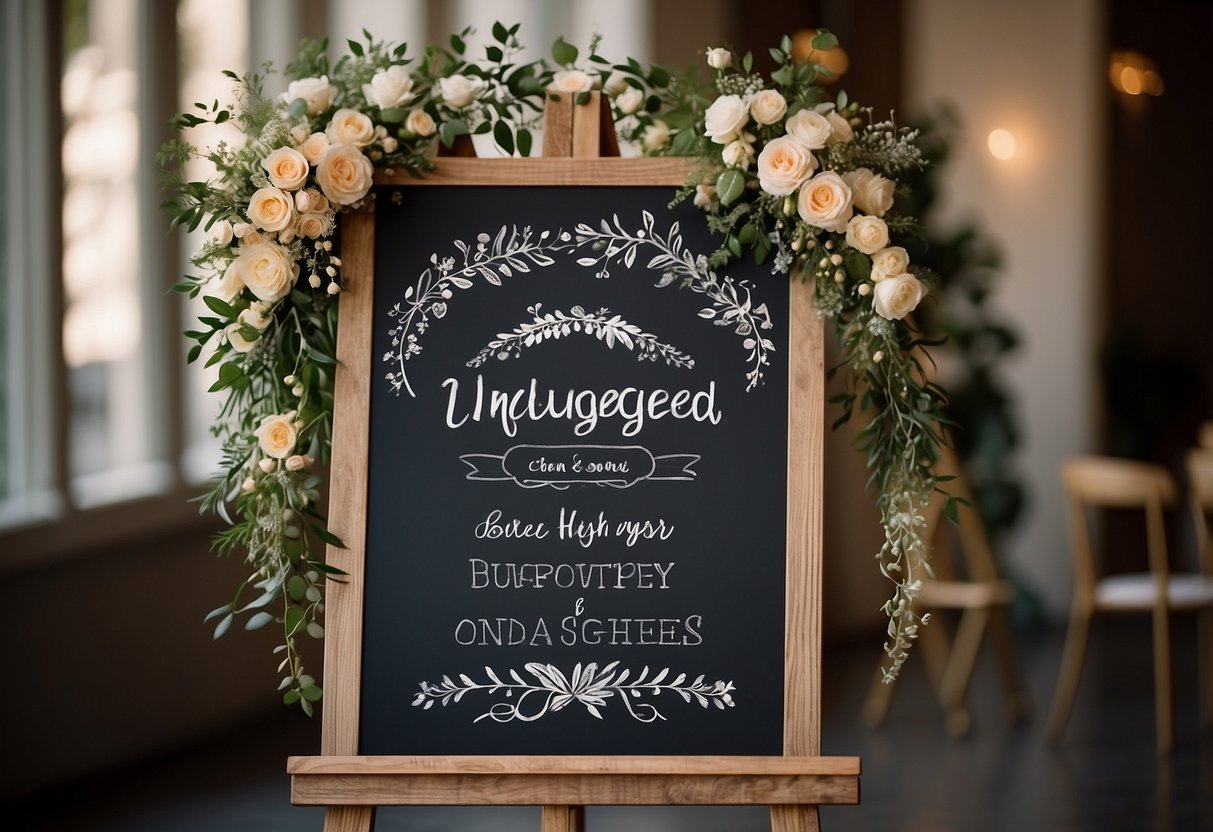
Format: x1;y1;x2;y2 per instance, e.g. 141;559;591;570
466;304;696;371
384;210;773;398
413;662;735;724
162;23;952;712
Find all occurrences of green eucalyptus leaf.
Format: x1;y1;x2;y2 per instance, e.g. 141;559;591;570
286;98;308;119
551;36;578;67
287;575;308;602
245;611;274;631
212;613;234;640
811;29;839;50
492;120;515;156
378;107;405;123
715;168;746;206
284;607;304;637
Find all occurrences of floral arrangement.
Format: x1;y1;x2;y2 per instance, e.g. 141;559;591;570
161;24;950;712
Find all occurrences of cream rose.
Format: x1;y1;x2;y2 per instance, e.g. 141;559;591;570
603;70;629;97
239;304;272;331
280;76;337;115
755;136;818;196
616;86;645;115
246;187;294;232
872;273;926;320
326;108;375;147
298;132;330;165
785;109;832;150
297;211;333;239
704;94;750;144
845;215;890;254
208;262;244;303
642;120;670;153
226;322;257;353
315;143;374;206
796;171;853;232
706;48;732;70
437;74;487;109
870;246;910;282
722;138;754;169
843;167;896;217
208;220;234;247
261;146;309;191
228;241;298;303
293;188;328;215
361;65;416;109
405;108;436;137
548;69;594;94
815;104;854;144
750;90;788;126
255;413;298;460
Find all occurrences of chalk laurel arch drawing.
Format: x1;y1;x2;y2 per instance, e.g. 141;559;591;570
383;210;777;397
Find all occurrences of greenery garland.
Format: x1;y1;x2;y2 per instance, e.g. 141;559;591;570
161;24;953;712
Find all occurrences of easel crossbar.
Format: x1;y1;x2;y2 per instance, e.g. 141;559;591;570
289;756;860;807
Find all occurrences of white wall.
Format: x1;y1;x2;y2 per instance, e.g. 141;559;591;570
904;0;1102;617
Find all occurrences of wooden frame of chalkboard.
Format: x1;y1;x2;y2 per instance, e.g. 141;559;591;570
289;158;859;832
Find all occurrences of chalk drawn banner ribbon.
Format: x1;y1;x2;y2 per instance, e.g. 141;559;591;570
459;445;699;489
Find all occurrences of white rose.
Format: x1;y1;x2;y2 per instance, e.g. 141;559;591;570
208;262;244;303
796;170;853;233
706;48;732;70
603;70;629;97
755;136;818;196
261;146;310;191
208;220;233;247
616;86;645;115
228;240;298;303
280;76;337;116
246;187;294;232
315;143;375;206
548;69;594;94
297;211;334;239
642;120;670;153
326;108;375;147
239;304;272;332
845;214;890;254
815;103;854;144
437;74;487;109
785;109;832;150
722;138;755;169
843;167;896;217
361;65;416;109
226;322;257;353
750;89;788;126
870;246;910;282
298;132;330;165
255;413;299;460
872;273;926;321
405;108;436;137
693;183;717;209
703;94;750;144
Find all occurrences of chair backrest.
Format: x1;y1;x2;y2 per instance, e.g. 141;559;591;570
1199;420;1213;451
1060;456;1177;600
1187;448;1213;575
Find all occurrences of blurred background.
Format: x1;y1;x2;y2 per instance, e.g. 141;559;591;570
1;0;1211;829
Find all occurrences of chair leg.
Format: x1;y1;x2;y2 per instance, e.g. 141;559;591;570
1200;608;1213;731
989;607;1032;721
1152;606;1174;755
939;608;989;737
861;664;899;727
1046;605;1092;742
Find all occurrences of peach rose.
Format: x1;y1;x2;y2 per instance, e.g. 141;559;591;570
246;187;294;232
845;214;889;255
872;273;926;320
756;136;818;196
255;413;298;459
325;108;375;147
261;146;309;191
228;241;298;303
796;171;853;233
750;89;788;126
298;132;330;165
870;246;909;282
315;143;374;206
843;167;896;217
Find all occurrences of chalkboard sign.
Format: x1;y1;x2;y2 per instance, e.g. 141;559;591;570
358;182;790;756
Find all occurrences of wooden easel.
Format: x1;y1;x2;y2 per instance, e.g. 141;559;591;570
289;92;859;831
861;444;1030;736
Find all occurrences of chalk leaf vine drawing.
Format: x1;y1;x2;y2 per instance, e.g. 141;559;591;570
466;303;695;370
411;661;736;723
383;210;775;396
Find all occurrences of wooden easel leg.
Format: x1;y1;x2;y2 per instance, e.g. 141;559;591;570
770;804;821;832
323;805;374;832
541;805;585;832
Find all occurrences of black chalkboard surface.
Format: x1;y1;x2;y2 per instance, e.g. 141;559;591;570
359;186;790;756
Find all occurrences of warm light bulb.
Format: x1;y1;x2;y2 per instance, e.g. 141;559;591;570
987;128;1016;161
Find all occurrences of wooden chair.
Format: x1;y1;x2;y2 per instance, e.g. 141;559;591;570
1186;448;1213;728
1045;456;1213;754
862;445;1030;737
